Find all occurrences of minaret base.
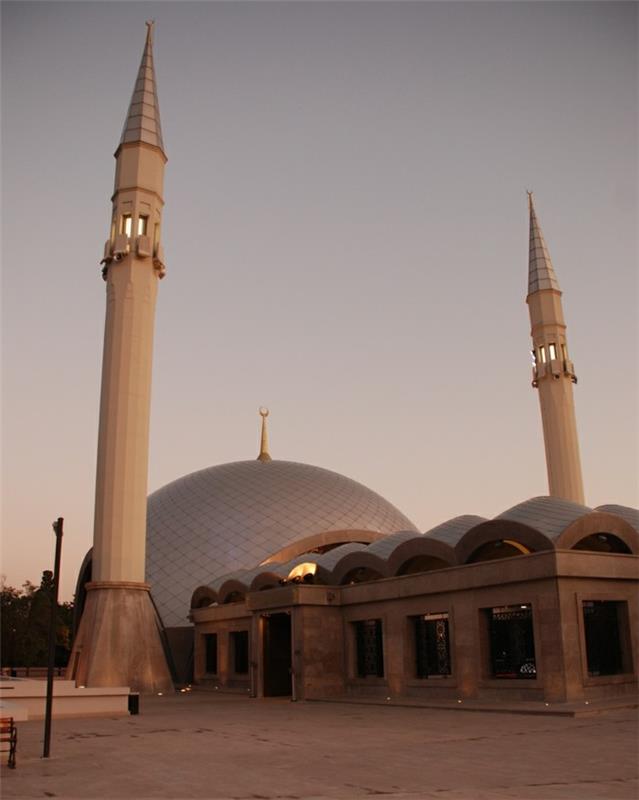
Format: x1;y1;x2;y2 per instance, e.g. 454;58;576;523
68;582;173;693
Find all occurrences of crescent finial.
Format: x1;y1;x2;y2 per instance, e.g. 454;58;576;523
257;407;272;462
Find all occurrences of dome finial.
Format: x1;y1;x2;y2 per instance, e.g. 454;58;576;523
257;407;272;462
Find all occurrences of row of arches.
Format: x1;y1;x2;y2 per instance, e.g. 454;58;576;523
192;499;638;608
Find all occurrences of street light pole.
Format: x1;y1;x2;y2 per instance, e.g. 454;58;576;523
42;517;63;759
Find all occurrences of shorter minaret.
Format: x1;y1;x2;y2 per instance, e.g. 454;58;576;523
526;192;585;504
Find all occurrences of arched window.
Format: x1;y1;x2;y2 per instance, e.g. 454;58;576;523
467;539;530;564
223;590;245;604
397;555;449;576
573;533;631;554
340;567;384;585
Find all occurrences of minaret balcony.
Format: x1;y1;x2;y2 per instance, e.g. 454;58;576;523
563;359;577;383
549;358;562;379
112;233;130;261
153;243;166;279
136;235;152;258
100;234;132;279
533;363;546;381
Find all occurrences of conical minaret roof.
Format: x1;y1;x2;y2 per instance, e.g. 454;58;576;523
119;21;165;154
527;192;560;295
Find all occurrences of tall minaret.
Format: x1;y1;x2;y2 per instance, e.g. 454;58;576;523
526;192;585;505
69;22;172;692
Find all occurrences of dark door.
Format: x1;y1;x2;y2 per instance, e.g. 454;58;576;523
263;613;292;697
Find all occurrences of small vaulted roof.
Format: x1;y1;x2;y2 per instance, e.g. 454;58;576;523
527;192;560;295
595;504;639;532
496;496;589;542
424;515;487;547
119;21;165;154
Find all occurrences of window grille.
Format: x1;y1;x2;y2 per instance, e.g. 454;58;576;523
487;604;536;679
204;633;217;674
230;630;249;674
415;613;451;678
355;619;384;678
583;601;628;677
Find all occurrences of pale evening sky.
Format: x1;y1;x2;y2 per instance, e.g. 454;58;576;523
1;1;637;600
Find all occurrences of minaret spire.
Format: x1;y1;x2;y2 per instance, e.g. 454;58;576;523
119;20;165;155
257;407;272;462
527;191;560;294
526;193;585;505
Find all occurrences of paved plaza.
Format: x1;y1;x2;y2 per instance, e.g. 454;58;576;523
1;692;637;800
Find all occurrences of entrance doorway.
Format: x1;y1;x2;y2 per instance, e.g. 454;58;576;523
263;613;292;697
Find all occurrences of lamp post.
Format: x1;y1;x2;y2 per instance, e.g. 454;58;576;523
42;517;63;759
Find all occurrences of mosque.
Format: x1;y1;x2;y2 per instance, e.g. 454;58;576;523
69;24;638;706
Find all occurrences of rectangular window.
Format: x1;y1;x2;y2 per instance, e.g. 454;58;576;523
583;601;630;677
486;604;536;679
414;613;451;678
561;343;568;361
121;214;132;237
153;223;160;251
137;215;148;236
354;619;384;678
549;343;557;360
539;345;546;363
204;634;217;674
230;630;249;674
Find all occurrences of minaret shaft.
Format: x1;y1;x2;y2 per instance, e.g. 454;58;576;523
92;259;158;582
527;195;585;505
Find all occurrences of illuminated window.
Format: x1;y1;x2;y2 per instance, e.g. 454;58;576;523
121;214;132;237
549;343;557;360
561;343;568;360
539;346;546;363
137;215;148;236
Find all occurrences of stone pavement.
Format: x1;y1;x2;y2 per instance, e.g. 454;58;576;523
1;691;637;799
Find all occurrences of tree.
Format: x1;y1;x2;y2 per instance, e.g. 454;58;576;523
0;573;74;668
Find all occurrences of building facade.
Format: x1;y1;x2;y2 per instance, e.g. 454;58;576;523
190;499;639;705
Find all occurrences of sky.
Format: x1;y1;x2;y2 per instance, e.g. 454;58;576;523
2;1;637;601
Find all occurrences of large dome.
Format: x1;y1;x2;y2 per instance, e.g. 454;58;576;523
146;459;417;627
